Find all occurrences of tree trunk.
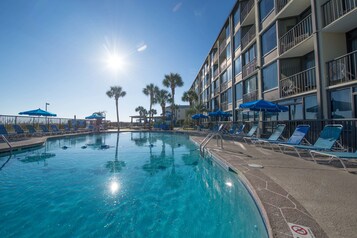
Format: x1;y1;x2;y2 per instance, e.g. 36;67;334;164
149;97;152;130
171;88;175;130
116;99;120;131
162;105;166;123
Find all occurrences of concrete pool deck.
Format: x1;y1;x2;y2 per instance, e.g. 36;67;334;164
1;129;356;237
190;135;357;238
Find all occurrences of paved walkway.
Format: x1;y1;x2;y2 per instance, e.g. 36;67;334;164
191;135;357;238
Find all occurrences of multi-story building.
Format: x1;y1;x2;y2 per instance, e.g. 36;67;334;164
190;0;357;122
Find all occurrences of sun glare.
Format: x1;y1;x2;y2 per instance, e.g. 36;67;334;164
106;53;125;71
110;180;120;194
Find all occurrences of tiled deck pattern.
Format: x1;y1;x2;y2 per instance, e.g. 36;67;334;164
191;135;357;238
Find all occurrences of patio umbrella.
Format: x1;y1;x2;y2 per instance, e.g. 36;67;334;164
19;108;57;117
239;100;288;136
85;113;105;119
239;100;288;113
191;114;208;119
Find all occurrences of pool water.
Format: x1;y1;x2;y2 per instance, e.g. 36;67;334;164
0;132;268;238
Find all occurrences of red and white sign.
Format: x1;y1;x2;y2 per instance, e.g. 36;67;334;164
288;223;315;238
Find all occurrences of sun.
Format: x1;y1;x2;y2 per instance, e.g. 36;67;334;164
106;53;125;71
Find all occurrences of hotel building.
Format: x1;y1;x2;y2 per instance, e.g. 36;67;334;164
190;0;357;122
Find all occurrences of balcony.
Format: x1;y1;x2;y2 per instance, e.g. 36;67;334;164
219;41;227;54
279;14;312;55
280;67;316;98
241;25;255;50
327;50;357;86
276;0;290;13
221;102;228;111
275;0;311;19
241;0;255;26
242;58;257;78
322;0;357;30
213;68;219;78
214;87;220;97
220;81;228;92
220;59;227;71
243;90;258;103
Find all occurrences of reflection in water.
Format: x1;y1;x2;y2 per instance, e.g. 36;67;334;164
106;133;125;173
0;155;12;170
20;153;56;163
109;178;120;195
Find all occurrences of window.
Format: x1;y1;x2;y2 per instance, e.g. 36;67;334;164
243;44;256;65
234;56;242;76
227;65;232;82
305;94;318;119
235;82;242;100
243;76;257;94
233;6;240;26
226;43;231;59
259;0;274;22
225;24;230;38
220;71;228;84
262;61;277;91
234;29;241;51
261;23;276;55
331;88;352;119
228;88;232;104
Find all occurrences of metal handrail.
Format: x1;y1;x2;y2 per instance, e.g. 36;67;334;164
1;135;13;154
322;0;357;27
241;25;255;49
241;0;254;23
327;50;357;85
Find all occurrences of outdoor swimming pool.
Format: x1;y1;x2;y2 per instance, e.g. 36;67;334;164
0;132;268;237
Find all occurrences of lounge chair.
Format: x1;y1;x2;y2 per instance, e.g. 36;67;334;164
233;124;257;140
247;124;286;144
257;125;310;151
0;124;17;140
50;124;63;134
26;125;43;136
12;124;26;137
310;150;357;172
278;124;343;158
39;125;52;135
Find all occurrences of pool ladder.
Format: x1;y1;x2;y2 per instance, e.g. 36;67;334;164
1;135;13;154
200;132;223;156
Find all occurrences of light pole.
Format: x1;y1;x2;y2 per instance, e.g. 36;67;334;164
45;102;50;111
45;102;50;127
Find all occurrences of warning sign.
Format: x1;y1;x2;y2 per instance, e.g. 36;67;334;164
288;223;315;238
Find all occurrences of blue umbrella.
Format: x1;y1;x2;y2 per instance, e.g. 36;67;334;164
239;100;288;112
85;113;105;119
19;108;57;117
191;114;208;120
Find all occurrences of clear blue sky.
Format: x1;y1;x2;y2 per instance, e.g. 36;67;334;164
0;0;236;122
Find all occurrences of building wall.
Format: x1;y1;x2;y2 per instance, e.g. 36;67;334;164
190;0;357;121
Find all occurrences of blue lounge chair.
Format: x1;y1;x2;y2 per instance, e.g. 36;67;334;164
279;124;343;158
245;124;286;143
12;125;26;137
50;124;63;134
257;125;310;150
26;125;43;136
234;124;257;140
310;150;357;172
39;125;51;135
0;124;17;139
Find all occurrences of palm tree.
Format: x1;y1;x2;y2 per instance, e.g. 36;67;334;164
155;89;170;123
143;84;159;127
163;73;184;129
187;102;207;116
135;106;148;127
182;90;198;105
106;86;126;130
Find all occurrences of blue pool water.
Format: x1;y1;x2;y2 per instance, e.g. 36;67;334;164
0;132;268;238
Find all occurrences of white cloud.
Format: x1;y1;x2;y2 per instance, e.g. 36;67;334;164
173;2;183;12
137;44;147;52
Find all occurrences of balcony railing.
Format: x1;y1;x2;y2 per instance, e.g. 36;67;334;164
322;0;357;27
243;90;258;103
276;0;290;13
241;25;256;49
221;102;228;111
327;50;357;86
280;67;316;97
213;68;219;78
279;14;312;54
220;59;227;71
214;87;220;96
241;0;254;23
242;58;257;78
219;41;227;54
213;51;219;62
220;81;228;92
